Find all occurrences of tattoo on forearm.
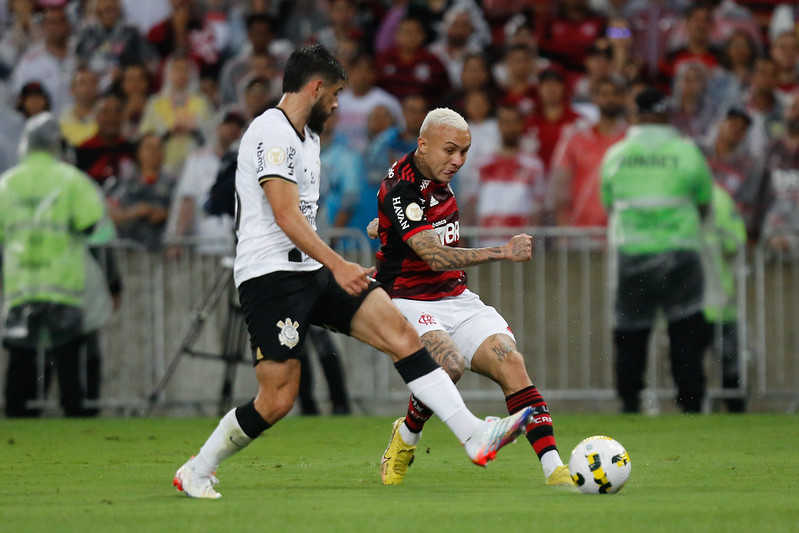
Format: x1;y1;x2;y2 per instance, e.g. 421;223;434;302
408;230;504;271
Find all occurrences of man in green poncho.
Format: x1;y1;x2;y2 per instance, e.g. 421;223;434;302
0;113;105;417
601;87;713;413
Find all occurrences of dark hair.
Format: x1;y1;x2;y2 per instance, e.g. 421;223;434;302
16;82;51;115
245;13;275;31
282;44;347;93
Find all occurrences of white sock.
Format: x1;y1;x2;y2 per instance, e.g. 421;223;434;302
540;450;564;479
405;368;481;443
399;423;421;446
193;408;253;476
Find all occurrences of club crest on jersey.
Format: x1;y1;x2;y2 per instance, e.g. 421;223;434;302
267;146;286;166
418;313;438;326
277;318;300;348
406;203;423;221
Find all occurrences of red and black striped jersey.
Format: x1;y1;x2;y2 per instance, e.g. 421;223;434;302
375;152;467;300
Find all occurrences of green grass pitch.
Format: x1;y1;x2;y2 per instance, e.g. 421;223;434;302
2;414;798;532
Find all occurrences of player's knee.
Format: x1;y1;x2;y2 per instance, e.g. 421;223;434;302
496;350;530;387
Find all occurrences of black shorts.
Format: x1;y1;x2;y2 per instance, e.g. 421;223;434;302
237;267;380;364
615;250;704;330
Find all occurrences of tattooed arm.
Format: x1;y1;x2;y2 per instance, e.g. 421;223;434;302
406;230;533;271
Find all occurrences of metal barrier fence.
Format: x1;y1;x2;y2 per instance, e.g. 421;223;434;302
1;227;797;416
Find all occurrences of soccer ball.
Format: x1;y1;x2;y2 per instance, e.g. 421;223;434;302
568;436;631;494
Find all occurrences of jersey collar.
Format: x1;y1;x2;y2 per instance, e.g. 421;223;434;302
274;106;306;142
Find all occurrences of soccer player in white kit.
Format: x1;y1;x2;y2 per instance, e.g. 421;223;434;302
369;108;574;487
172;45;535;499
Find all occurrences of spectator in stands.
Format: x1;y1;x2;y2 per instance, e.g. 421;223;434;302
760;94;799;251
457;88;500;222
701;107;765;241
119;62;153;138
10;2;75;114
739;56;785;157
318;113;370;237
229;53;281;109
375;15;450;106
240;75;274;121
604;16;644;83
712;29;758;110
536;0;606;73
75;91;137;187
496;43;540;118
59;68;99;147
708;0;762;50
365;94;427;185
373;0;409;54
670;61;719;140
15;81;50;119
107;132;175;250
0;0;41;80
139;51;212;175
428;1;491;89
75;0;158;91
627;0;686;82
166;108;246;256
571;40;614;111
660;3;720;82
550;76;627;228
476;104;546;246
335;52;403;153
771;32;799;96
146;0;227;75
523;68;581;172
441;51;498;114
309;0;365;61
219;14;289;105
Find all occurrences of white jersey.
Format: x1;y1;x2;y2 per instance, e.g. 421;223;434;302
234;108;323;286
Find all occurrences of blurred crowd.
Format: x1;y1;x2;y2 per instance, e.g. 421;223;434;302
1;0;799;250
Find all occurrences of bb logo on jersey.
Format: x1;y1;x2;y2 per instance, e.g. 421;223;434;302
277;318;300;348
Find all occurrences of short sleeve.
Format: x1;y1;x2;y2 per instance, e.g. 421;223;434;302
252;122;299;185
380;180;432;241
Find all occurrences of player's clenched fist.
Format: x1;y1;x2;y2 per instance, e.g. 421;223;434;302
505;233;533;262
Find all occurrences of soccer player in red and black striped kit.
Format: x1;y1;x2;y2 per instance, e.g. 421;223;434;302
371;108;574;486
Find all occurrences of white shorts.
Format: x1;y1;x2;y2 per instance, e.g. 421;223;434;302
393;289;514;370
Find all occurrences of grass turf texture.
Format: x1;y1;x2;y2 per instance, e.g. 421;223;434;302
2;414;797;533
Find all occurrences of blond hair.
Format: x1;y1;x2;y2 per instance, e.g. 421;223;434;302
420;108;469;136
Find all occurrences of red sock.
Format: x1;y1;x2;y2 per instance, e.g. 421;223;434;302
506;385;557;458
404;394;433;433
